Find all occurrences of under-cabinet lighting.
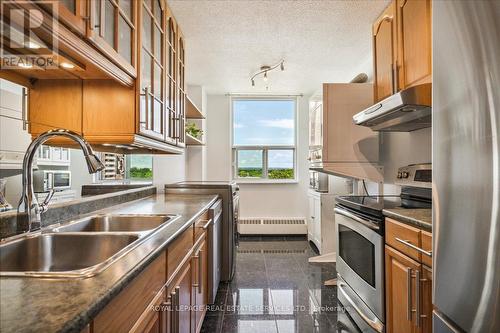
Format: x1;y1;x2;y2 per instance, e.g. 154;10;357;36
27;41;40;49
60;62;75;69
18;63;33;69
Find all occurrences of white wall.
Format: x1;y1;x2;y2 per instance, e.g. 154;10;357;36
153;154;187;192
366;127;432;195
186;85;207;181
205;94;309;219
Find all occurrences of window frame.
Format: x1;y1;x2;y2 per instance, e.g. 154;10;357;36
230;96;299;184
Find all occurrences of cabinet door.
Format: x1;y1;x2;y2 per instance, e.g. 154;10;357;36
373;1;397;102
168;259;192;333
420;265;432;333
385;245;420;333
130;288;169;333
397;0;432;89
176;31;186;147
139;0;168;141
88;0;137;76
313;197;322;247
309;103;323;148
165;10;178;145
39;0;87;35
192;238;208;333
308;195;315;240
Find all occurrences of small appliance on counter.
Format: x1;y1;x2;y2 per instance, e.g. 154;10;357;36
335;163;431;333
165;181;239;282
309;170;329;192
33;170;71;193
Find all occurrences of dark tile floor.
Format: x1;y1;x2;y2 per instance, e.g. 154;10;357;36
201;236;341;333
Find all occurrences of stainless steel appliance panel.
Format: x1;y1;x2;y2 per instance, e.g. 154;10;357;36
335;208;385;322
208;199;223;303
165;182;238;281
433;1;500;332
337;275;384;333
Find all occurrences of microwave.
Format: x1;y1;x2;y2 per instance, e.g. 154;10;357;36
33;170;71;193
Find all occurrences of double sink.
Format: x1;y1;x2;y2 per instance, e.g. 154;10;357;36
0;214;179;278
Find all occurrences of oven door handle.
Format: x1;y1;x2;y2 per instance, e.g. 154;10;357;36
338;281;384;333
334;207;380;231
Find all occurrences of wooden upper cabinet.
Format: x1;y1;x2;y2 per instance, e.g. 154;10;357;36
166;9;180;146
138;0;170;142
373;0;432;102
39;0;88;35
373;1;397;102
87;0;137;77
176;31;186;147
397;0;432;89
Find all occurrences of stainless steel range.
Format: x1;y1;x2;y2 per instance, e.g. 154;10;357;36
335;164;432;333
165;181;239;282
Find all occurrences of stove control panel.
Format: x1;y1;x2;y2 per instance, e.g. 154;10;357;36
395;163;432;188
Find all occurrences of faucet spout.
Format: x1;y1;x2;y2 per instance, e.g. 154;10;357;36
18;129;105;232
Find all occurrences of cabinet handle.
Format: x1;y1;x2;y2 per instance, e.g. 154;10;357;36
406;267;412;321
202;219;212;230
170;290;177;333
22;88;27;130
415;270;421;327
175;287;180;333
198;249;203;294
141;86;150;127
395;238;432;257
192;254;199;288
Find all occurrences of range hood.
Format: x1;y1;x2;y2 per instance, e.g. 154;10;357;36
353;83;431;132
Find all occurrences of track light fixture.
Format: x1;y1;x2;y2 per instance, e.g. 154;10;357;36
250;60;285;87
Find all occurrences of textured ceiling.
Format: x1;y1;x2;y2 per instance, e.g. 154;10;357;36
169;0;390;95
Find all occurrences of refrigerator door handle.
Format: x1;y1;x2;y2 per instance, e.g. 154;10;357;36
416;269;421;327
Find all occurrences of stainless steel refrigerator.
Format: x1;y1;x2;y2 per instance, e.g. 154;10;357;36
433;1;500;332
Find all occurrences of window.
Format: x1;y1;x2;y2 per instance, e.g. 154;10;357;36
232;98;297;182
97;153;153;181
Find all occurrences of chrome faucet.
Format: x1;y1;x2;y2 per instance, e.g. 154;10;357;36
18;129;105;232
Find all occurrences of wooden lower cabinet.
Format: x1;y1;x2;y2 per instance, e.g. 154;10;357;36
91;210;210;333
167;258;193;333
192;235;208;333
385;245;432;333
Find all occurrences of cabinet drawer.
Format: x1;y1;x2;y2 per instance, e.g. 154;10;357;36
194;210;210;242
94;252;166;333
167;225;194;282
421;231;432;267
385;218;421;261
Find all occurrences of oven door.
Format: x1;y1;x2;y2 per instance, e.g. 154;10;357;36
335;207;385;323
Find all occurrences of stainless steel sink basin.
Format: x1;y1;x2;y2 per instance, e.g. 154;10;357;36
0;233;140;278
51;214;175;233
0;214;179;278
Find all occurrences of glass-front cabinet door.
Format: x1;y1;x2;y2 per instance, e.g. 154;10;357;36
176;33;186;147
38;0;87;35
309;102;323;148
88;0;137;77
165;10;178;145
139;0;168;141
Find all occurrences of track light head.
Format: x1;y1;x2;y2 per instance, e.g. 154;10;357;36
280;62;284;71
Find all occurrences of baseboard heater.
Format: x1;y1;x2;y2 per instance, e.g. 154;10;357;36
238;218;307;235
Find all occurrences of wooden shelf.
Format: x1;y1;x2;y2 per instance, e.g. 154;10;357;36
186;96;205;119
186;133;205;146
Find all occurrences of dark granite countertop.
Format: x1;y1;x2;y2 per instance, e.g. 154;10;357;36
383;208;432;231
0;193;219;333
